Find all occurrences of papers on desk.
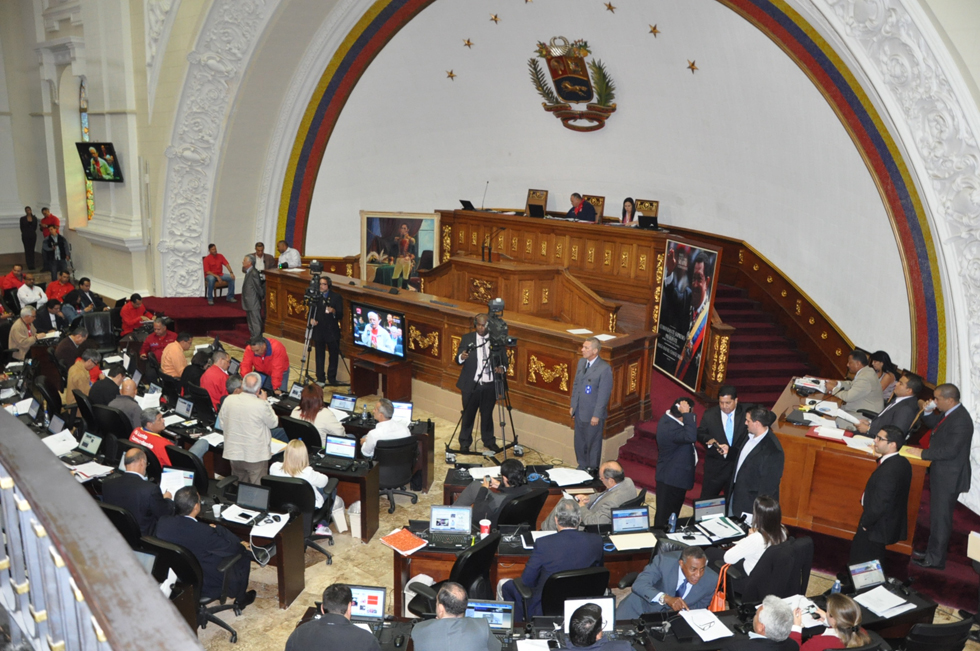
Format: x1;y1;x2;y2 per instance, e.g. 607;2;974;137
468;466;501;480
251;513;289;538
37;331;59;340
221;504;259;524
665;532;712;546
160;468;194;496
271;439;288;455
545;467;594;487
795;377;827;393
854;585;915;617
521;530;558;549
516;640;552;651
814;426;847;441
566;328;593;335
200;433;225;447
11;397;34;416
594;334;616;342
161;413;186;427
609;532;659;550
123;353;131;370
844;437;875;453
836;409;861;426
5;362;23;373
70;461;114;482
281;267;304;273
811;400;839;416
678;609;733;642
697;517;743;540
0;388;17;401
802;413;837;428
103;355;123;365
136;393;162;410
43;431;77;456
783;595;823;628
328;407;349;422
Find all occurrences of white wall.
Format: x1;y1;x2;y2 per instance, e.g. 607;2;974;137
307;0;911;365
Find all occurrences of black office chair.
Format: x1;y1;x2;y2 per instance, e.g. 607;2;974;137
408;532;501;618
116;439;162;484
48;346;68;384
261;475;339;565
160;374;182;408
497;487;550;529
514;567;610;621
183;382;216;423
901;619;974;651
35;376;72;429
93;404;135;439
2;290;19;317
166;445;211;495
375;437;419;514
279;416;323;455
73;389;98;434
730;536;812;604
98;502;143;550
140;536;242;643
619;487;648;509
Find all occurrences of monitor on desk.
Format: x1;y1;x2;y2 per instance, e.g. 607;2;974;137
330;394;357;412
391;401;412;423
527;203;545;218
349;585;386;622
850;559;886;591
694;497;726;522
430;505;472;534
325;435;356;459
27;399;40;421
175;397;193;419
147;383;162;395
460;200;476;211
466;600;514;632
611;507;649;533
228;358;240;376
563;597;615;633
351;301;405;359
638;215;659;230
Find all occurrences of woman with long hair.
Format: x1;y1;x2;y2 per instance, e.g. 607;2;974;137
622;197;638;225
270;440;334;535
869;350;898;402
791;594;871;650
722;495;788;574
291;382;344;446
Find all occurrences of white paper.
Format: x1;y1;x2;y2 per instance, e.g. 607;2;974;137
610;532;660;550
814;426;847;441
37;331;59;340
468;466;501;480
0;388;16;400
516;641;552;651
594;334;616;342
136;393;162;410
14;397;33;415
194;344;211;351
836;410;861;426
698;517;742;539
271;439;288;455
5;362;23;373
566;328;593;335
545;467;594;487
43;431;78;456
103;355;123;364
875;602;917;619
679;609;733;642
782;595;823;629
531;530;558;542
161;413;185;427
159;468;194;496
200;433;225;447
71;461;114;481
122;353;131;370
666;532;712;546
854;586;907;616
221;504;259;524
251;512;289;538
812;400;839;416
802;414;838;428
844;437;875;453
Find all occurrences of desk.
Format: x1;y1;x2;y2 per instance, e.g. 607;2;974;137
350;350;413;402
770;380;930;554
315;462;380;543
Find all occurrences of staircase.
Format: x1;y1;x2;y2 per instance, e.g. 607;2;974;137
619;283;815;494
206;323;252;349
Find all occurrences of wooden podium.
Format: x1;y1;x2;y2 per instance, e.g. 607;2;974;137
349;349;413;402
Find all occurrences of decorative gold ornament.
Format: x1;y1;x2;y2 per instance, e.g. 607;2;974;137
556;242;563;258
542;288;549;304
451;336;461;359
649;24;660;36
780;289;787;297
511;236;518;251
540;242;547;256
572;245;579;261
407;326;440;357
639;254;647;271
628;363;639;394
490;14;500;23
604;2;616;12
345;263;354;277
463;39;473;49
687;60;698;73
522;288;530;305
527;355;569;391
442;225;451;263
470;278;494;304
446;70;457;80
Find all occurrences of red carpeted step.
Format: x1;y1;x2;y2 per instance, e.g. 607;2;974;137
729;349;802;364
207;327;251;349
726;360;812;376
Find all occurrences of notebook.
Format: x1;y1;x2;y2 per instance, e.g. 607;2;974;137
349;585;387;634
428;505;473;548
611;507;649;533
317;435;357;470
466;600;514;635
563;596;615;633
694;497;726;522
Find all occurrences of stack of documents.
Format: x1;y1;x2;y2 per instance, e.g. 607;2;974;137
545;468;594;487
200;432;225;447
609;532;659;550
783;595;823;628
854;585;915;617
468;466;501;480
697;517;743;540
678;609;733;642
42;431;78;456
136;393;162;410
802;413;838;428
844;437;875;453
666;531;712;546
5;397;34;416
814;426;847;441
70;461;114;482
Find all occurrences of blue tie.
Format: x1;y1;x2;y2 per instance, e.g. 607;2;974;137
676;579;689;598
724;413;733;446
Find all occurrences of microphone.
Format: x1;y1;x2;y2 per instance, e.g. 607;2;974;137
481;181;490;210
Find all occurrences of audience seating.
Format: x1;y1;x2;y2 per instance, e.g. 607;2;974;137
374;437;418;514
408;532;501;618
116;439;162;483
279;416;323;455
515;566;610;621
902;619;973;651
93;404;135;440
261;475;339;565
99;502;143;549
497;487;549;529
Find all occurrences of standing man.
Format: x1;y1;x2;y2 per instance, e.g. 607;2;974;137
617;547;717;618
161;332;192;378
276;240;302;269
39;207;60;238
390;224;416;289
101;448;174;536
913;384;974;570
77;277;109;311
20;207;38;270
218;372;277;484
201;351;232;409
310;275;343;386
727;406;784;519
140;318;177;363
570;337;613;471
850;425;912;569
202;244;235;305
411;583;501;651
855;373;923;439
285;584;381;651
241;255;264;338
41;227;69;282
241;336;290;394
456;314;506;454
697;385;749;499
826;351;885;430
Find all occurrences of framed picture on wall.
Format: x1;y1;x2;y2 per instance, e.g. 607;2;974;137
360;211;440;291
653;239;722;392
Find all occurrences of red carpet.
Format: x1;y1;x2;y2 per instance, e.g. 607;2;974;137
141;296;248;338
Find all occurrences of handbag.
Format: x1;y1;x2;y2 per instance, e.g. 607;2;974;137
708;563;729;612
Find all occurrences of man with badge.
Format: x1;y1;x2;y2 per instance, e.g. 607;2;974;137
570;337;613;471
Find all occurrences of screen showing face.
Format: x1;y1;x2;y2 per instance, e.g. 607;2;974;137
351;302;405;358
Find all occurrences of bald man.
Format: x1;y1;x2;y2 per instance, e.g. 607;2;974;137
542;461;638;531
108;378;142;430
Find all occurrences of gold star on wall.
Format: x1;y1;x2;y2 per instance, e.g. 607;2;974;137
490;14;500;23
447;70;457;80
649;24;660;37
687;60;698;73
463;39;473;48
604;2;616;12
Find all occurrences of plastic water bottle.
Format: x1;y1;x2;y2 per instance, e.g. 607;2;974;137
361;403;368;421
668;513;677;533
831;579;841;594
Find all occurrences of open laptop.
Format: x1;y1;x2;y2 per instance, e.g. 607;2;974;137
349;585;387;634
146;383;162;395
428;505;473;548
391;401;412;424
466;600;514;637
460;200;476;211
527;203;545;218
564;596;615;633
316;435;357;471
17;398;42;428
228;358;240;377
694;497;726;522
849;559;886;591
221;483;271;525
132;369;143;386
611;507;650;533
61;432;103;466
163;397;194;427
329;394;358;422
638;215;659;230
277;382;305;410
48;414;65;435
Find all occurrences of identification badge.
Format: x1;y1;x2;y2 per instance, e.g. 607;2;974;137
585;385;592;395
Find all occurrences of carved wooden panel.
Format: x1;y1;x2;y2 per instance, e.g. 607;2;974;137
286;291;308;317
527;353;570;394
469;278;496;304
407;322;441;358
451;336;461;360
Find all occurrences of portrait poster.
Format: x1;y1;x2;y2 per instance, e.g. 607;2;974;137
360;211;440;291
653;239;721;393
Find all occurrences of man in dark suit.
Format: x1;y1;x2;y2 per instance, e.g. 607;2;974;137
411;583;501;651
77;277;109;312
89;365;124;406
241;254;264;338
855;373;922;439
722;595;797;651
154;486;256;608
850;425;912;568
501;499;604;618
570;337;613;470
101;448;173;535
617;547;718;618
728;406;784;519
913;383;974;570
566;193;598;222
310;275;344;386
35;299;67;333
698;384;749;499
456;314;507;453
285;584;381;651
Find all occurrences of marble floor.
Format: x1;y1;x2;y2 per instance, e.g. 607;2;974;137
195;339;976;650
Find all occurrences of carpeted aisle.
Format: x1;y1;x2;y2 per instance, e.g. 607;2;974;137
141;296;249;339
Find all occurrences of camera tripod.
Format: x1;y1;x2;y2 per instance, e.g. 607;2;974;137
298;278;351;387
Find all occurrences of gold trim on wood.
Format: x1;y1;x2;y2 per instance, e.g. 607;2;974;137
451;336;461;359
766;275;773;283
458;230;464;244
639;254;647;271
795;299;802;316
780;289;787;297
752;263;759;271
522;288;530;305
512;236;518;252
572;245;579;261
609;312;617;332
628;362;639;394
603;250;611;266
442;225;452;263
470;278;494;304
346;263;354;277
527;355;569;391
507;349;515;377
809;317;816;325
739;249;745;265
525;239;532;254
542;288;549;304
821;331;828;340
556;242;563;258
471;232;478;246
287;293;307;316
620;251;629;268
407;326;440;357
588;247;595;263
835;348;842;356
710;334;730;382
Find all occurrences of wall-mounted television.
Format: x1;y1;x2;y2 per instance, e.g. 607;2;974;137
351;301;405;358
75;142;123;182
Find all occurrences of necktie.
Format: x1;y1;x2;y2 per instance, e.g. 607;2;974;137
675;579;689;598
724;413;733;445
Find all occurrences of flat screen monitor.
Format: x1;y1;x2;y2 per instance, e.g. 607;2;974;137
430;505;472;534
466;600;514;632
325;436;356;459
329;394;357;412
28;399;40;420
228;358;240;376
75;142;124;182
849;559;886;590
351;302;405;358
176;397;193;419
694;497;726;522
611;507;649;533
564;597;615;633
78;432;102;455
349;585;386;622
391;401;412;423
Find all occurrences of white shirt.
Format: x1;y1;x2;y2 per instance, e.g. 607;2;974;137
254;254;265;271
653;569;694;605
269;462;330;508
278;247;302;269
360;418;411;457
290;406;345;447
723;530;770;574
17;284;45;307
734;429;768;480
473;334;492;383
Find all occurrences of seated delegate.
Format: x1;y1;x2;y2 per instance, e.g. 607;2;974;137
790;594;869;651
454;458;533;527
291;382;345;446
541;461;637;530
617;546;717;618
411;583;501;651
270;440;335;536
360;399;410;458
706;495;786;593
722;595;797;651
285;583;381;651
561;603;632;651
567;193;598;223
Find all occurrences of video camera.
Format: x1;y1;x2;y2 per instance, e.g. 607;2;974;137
303;259;325;305
486;298;517;350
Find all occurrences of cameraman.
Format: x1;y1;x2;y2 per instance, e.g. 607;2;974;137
310;275;343;386
455;314;506;453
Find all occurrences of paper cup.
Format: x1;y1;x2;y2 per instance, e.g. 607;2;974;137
479;519;491;535
212;504;222;518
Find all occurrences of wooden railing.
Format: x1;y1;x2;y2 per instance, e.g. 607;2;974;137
299;255;360;277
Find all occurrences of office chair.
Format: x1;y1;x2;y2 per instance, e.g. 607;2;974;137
140;536;242;643
183;382;216;423
116;439;162;484
261;475;339;565
900;619;974;651
98;502;143;550
0;348;15;373
408;532;501;618
619;487;648;509
48;346;68;383
35;376;71;429
496;487;549;529
727;536;812;604
72;389;98;434
374;437;419;514
617;537;685;589
279;416;323;455
93;404;136;439
160;375;181;408
165;444;236;500
514;567;610;621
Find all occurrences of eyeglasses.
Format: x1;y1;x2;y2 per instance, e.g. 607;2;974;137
873;435;888;442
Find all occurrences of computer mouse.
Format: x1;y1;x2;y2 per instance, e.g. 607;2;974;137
682;533;696;540
271;514;281;522
394;635;405;648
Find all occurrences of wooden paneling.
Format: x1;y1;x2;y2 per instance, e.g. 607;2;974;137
299;255;360;278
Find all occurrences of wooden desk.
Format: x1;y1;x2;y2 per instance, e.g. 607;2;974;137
350;350;413;402
315;462;380;542
771;380;930;554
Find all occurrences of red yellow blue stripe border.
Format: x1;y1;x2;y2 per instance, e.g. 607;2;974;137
278;0;945;382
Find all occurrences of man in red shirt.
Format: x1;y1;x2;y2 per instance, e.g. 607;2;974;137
130;408;174;467
203;243;236;305
200;350;232;409
240;336;290;394
40;208;60;237
140;318;177;362
120;294;154;336
45;270;74;301
1;264;24;291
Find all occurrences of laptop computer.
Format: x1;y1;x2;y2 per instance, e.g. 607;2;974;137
849;559;886;591
277;382;305;409
349;585;387;635
466;600;515;637
428;505;473;548
147;383;162;395
460;200;476;211
48;414;65;435
163;397;194;427
611;507;650;533
61;432;103;466
228;358;240;377
132;369;142;386
694;497;726;522
527;203;545;218
391;401;412;424
329;394;358;422
316;435;357;471
221;483;271;525
638;215;659;230
563;596;615;633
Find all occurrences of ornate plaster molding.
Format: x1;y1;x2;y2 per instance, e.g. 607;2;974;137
41;0;83;33
35;37;86;101
158;0;280;296
144;0;181;121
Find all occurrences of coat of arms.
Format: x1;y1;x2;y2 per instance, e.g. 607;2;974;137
528;37;617;132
